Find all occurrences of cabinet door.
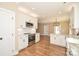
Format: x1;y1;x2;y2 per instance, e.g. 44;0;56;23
54;35;66;47
34;19;38;29
19;34;28;50
26;16;33;23
74;5;79;28
0;8;15;56
35;33;40;43
51;35;66;47
23;35;28;48
59;36;66;47
53;35;61;45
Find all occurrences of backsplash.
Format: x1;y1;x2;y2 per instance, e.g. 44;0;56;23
23;28;36;34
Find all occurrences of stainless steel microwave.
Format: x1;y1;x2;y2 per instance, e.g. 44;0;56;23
26;22;33;27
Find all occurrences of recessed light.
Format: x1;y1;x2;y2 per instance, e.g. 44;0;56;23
32;8;35;10
18;6;30;13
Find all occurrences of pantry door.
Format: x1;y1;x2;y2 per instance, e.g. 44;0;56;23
0;8;15;56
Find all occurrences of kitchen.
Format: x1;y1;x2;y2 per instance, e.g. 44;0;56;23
0;2;79;56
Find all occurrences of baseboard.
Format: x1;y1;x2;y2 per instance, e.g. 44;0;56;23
40;34;45;35
13;51;19;56
40;34;50;36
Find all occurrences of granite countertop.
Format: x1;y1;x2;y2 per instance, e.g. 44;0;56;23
68;35;79;39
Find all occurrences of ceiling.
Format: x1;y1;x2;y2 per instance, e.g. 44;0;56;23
17;2;72;22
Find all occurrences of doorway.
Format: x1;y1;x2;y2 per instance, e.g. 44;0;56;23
44;24;49;35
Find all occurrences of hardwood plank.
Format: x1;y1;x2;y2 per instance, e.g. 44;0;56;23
17;35;66;56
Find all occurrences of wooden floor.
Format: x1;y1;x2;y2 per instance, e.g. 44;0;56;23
17;36;66;56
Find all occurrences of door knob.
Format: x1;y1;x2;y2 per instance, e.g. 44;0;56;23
0;38;2;40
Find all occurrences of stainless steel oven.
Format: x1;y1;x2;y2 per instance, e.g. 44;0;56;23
28;34;35;47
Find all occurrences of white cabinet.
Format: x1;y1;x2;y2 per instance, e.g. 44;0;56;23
18;33;28;50
50;34;66;47
35;33;40;43
25;16;33;23
66;38;79;56
33;18;38;29
25;16;38;29
70;4;79;28
74;5;79;28
0;8;16;56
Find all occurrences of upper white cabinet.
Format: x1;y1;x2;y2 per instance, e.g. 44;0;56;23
70;4;79;28
22;15;38;29
28;17;38;29
25;15;33;23
33;18;38;29
74;5;79;28
18;12;38;29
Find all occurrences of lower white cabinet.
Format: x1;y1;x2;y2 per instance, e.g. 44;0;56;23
50;34;66;47
19;34;28;50
35;33;40;43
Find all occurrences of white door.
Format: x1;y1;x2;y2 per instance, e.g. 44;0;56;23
0;8;15;56
44;24;49;35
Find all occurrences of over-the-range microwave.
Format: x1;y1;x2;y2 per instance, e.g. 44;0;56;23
25;22;33;27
